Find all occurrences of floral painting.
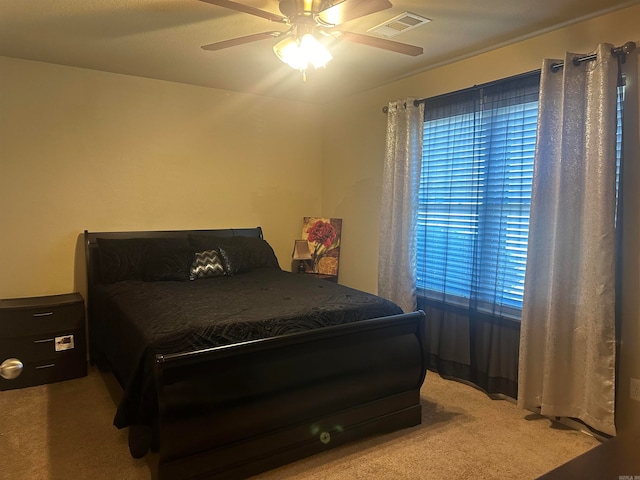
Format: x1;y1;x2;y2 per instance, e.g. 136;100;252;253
302;217;342;276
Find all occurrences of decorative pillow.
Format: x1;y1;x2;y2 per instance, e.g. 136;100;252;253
188;235;278;270
190;249;225;280
215;244;252;275
188;235;252;275
144;247;194;282
235;237;280;269
97;237;191;284
97;238;150;284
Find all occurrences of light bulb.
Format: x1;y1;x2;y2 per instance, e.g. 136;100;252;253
273;33;332;72
300;34;332;69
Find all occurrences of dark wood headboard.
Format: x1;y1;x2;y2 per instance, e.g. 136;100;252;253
83;227;263;314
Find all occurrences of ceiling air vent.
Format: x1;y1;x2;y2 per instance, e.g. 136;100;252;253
367;12;431;38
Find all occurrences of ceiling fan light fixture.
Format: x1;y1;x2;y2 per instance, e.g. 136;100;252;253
273;33;333;71
301;33;333;68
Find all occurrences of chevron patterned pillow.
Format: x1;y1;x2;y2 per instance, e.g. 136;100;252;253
190;249;225;280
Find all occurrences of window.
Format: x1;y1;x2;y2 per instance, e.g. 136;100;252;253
416;73;541;319
416;73;624;320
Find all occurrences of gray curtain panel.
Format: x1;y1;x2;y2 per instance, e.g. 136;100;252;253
518;44;619;436
378;98;424;313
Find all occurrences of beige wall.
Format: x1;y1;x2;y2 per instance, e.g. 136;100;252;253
0;57;324;298
321;4;640;431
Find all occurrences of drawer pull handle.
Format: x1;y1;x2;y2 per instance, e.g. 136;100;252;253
34;338;54;344
36;363;55;369
1;358;24;380
33;312;54;317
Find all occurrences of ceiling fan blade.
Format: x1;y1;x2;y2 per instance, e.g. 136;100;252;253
201;31;283;51
319;0;392;25
335;31;423;56
199;0;288;23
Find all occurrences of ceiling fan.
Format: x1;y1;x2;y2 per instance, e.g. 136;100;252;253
199;0;423;76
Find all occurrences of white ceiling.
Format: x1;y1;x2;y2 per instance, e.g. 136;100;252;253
0;0;637;103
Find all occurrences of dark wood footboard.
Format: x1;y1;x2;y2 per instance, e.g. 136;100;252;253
154;310;427;480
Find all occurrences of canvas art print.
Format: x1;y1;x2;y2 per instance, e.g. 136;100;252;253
302;217;342;276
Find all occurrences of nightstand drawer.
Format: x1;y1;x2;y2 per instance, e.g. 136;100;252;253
0;302;84;337
0;330;84;361
0;353;87;390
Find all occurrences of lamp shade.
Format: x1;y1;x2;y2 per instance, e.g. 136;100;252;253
292;240;312;260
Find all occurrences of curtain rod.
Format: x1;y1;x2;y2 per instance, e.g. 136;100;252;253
381;69;539;113
550;41;636;72
382;41;637;113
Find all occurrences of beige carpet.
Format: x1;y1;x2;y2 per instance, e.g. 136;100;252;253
0;367;599;480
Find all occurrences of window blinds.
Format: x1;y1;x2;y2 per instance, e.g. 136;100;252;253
416;72;540;317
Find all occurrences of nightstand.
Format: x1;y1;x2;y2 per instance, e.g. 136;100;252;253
0;292;87;390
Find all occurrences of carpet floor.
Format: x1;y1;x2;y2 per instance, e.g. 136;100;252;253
0;367;600;479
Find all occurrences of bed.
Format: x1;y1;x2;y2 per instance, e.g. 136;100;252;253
84;227;427;480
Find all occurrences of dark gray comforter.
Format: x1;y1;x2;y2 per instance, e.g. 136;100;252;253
91;268;402;428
